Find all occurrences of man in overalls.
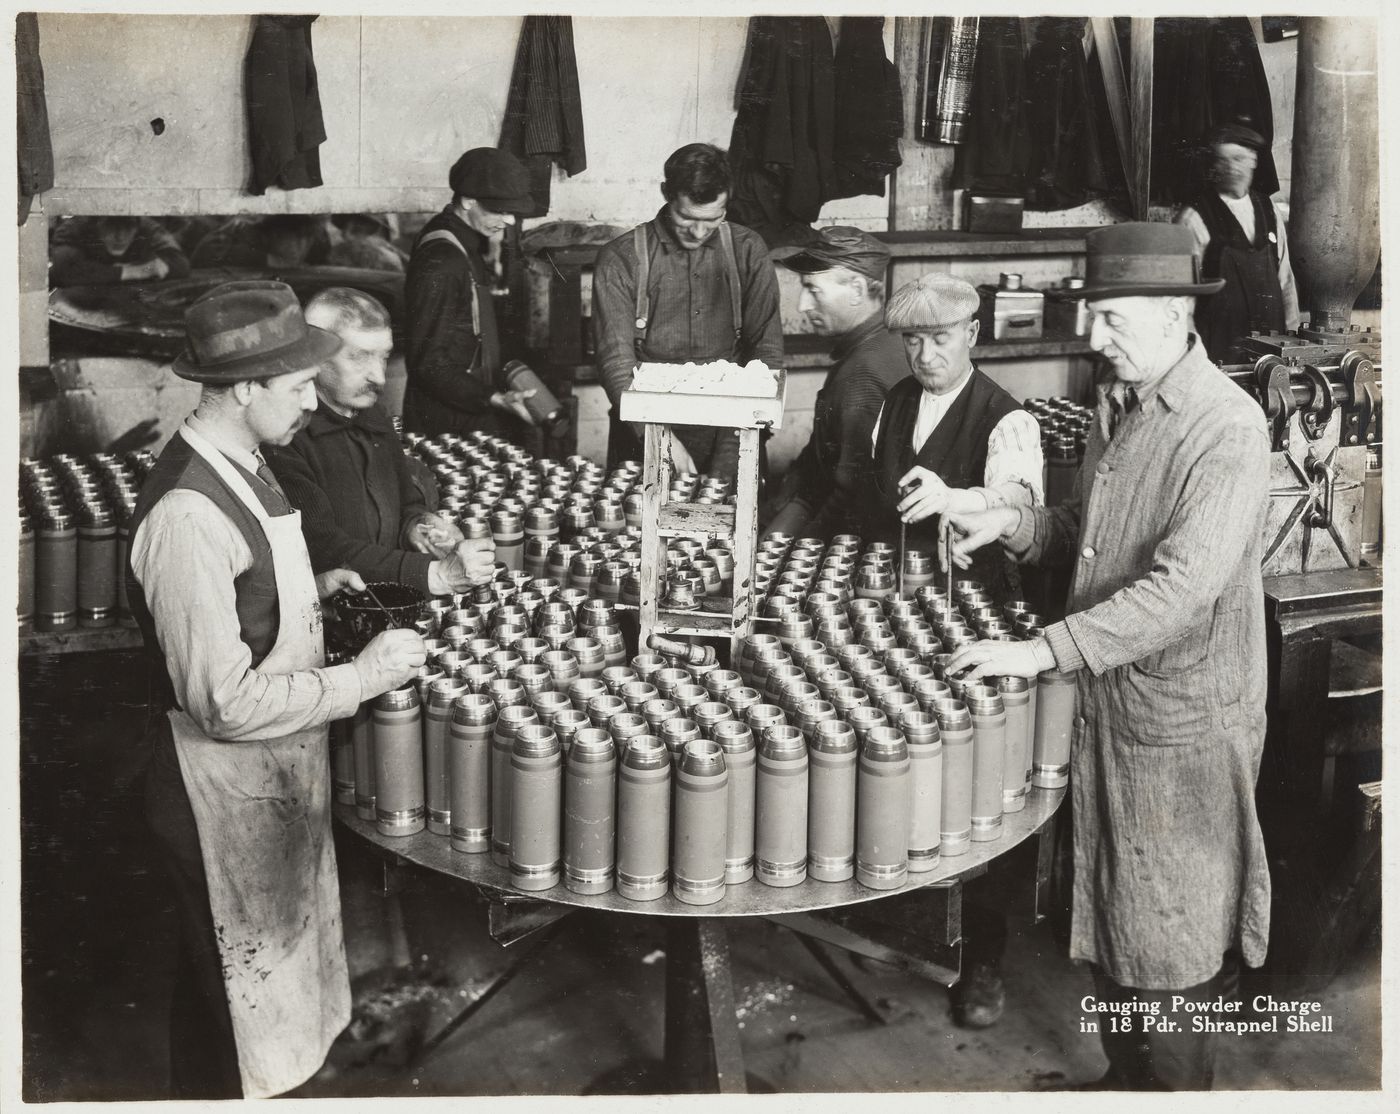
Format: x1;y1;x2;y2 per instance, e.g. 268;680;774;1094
592;142;784;483
403;146;543;438
128;281;427;1098
1175;120;1300;362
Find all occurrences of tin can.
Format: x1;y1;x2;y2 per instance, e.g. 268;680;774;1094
932;698;973;855
997;675;1031;812
617;735;672;901
963;684;1005;841
36;509;78;631
373;686;425;836
672;740;729;905
807;720;857;882
856;725;911;890
755;725;809;887
564;726;617;894
510;725;563;891
1033;668;1076;788
491;705;540;867
902;711;942;871
425;677;470;834
448;693;495;853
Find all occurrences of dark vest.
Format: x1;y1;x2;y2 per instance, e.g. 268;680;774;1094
1194;189;1285;361
872;369;1024;599
126;431;287;710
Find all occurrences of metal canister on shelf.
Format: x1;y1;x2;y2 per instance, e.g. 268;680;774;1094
372;685;425;837
755;724;809;888
856;725;911;890
997;675;1031;812
932;698;973;856
448;693;496;853
901;711;942;872
490;704;539;867
963;683;1006;841
1033;668;1076;788
425;677;470;835
617;735;672;901
564;726;616;894
509;725;563;891
36;507;78;631
672;739;729;906
807;720;857;882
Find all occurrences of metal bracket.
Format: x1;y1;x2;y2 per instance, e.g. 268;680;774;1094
1339;351;1380;446
1255;355;1296;452
1298;364;1336;442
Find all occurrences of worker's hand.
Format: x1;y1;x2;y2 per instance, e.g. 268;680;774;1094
406;511;463;559
315;567;366;600
667;430;697;476
942;507;1021;571
764;500;809;539
945;637;1057;686
428;537;497;594
897;467;955;524
490;389;538;425
354;628;427;697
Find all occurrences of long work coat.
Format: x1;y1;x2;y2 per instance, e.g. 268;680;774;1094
1022;338;1272;989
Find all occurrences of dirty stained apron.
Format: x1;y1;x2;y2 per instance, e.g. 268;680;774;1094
169;424;350;1099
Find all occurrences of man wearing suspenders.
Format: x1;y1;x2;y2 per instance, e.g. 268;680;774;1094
403;147;542;439
592;143;784;483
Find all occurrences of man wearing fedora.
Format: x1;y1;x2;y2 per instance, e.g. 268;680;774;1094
127;281;427;1099
945;223;1272;1089
403;146;543;439
868;271;1045;604
1175;120;1300;361
765;227;908;539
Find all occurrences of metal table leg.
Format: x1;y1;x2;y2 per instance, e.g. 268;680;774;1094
663;918;748;1093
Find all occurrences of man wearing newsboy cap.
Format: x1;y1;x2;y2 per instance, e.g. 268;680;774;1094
944;223;1272;1089
868;271;1044;602
402;146;545;439
127;281;427;1098
765;227;908;538
1174;120;1300;361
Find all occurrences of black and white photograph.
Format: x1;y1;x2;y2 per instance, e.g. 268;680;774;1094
6;1;1394;1106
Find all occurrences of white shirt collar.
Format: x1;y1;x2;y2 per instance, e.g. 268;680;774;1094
184;413;262;475
912;367;976;449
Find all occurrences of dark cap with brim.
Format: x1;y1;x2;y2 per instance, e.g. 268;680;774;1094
780;226;890;281
1076;222;1226;301
449;147;534;215
172;280;343;383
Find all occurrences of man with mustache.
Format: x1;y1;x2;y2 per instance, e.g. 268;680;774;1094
267;286;495;597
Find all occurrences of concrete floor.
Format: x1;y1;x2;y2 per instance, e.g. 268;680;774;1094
18;648;1385;1101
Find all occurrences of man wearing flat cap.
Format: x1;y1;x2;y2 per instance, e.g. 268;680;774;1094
592;142;784;482
868;271;1044;602
127;281;427;1098
1175;120;1300;361
403;146;544;438
765;227;907;538
945;223;1272;1090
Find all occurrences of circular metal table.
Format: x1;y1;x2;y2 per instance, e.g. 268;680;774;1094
335;785;1064;1093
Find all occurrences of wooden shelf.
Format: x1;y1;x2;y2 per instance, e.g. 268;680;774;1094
783;331;1094;369
21;623;144;656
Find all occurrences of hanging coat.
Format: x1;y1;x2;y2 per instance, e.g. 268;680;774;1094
499;15;587;218
952;17;1032;196
244;14;326;195
828;17;903;201
728;16;836;246
16;12;54;224
1152;17;1278;206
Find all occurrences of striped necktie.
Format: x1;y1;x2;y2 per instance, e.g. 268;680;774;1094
253;453;291;515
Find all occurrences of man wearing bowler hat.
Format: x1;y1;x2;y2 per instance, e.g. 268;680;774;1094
765;227;908;539
127;281;426;1098
868;271;1044;603
945;223;1272;1089
1175;120;1300;361
402;146;544;438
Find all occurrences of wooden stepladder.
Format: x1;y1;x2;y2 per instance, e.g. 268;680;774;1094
620;372;786;666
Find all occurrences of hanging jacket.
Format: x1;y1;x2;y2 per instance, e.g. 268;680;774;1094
499;15;587;218
828;17;903;201
952;17;1032;196
244;15;326;195
16;12;54;224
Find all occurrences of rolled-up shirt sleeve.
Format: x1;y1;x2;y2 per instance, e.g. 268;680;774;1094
976;409;1044;508
130;490;363;741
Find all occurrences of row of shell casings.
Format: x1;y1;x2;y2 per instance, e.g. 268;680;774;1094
1025;397;1093;507
19;453;151;631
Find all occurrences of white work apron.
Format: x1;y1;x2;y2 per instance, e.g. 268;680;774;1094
169;423;350;1098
